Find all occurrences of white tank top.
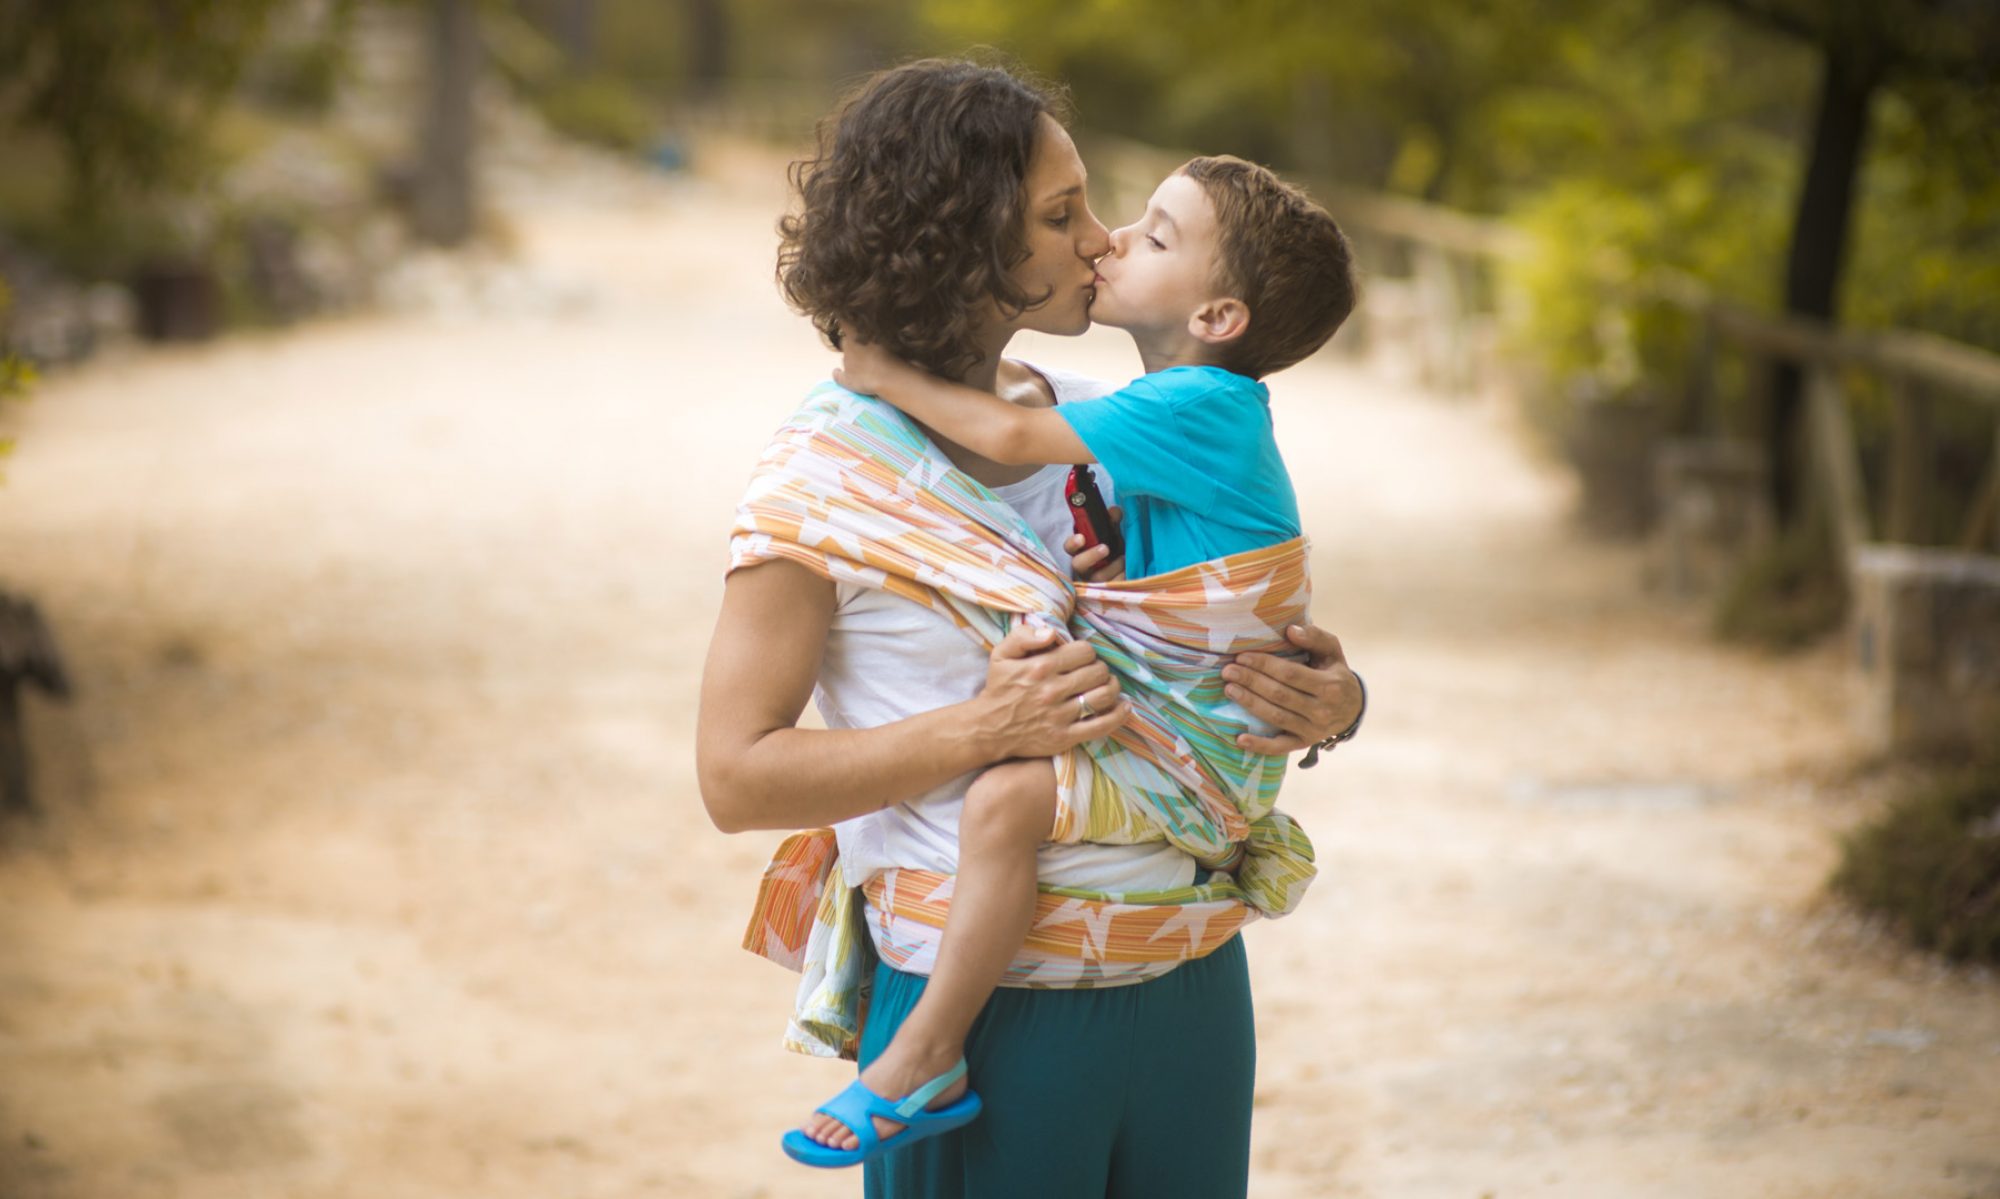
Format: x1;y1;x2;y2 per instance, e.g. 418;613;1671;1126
816;364;1197;893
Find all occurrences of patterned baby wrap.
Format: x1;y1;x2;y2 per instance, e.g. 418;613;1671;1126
731;384;1319;1058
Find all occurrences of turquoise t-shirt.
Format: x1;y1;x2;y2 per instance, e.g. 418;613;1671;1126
1056;364;1301;579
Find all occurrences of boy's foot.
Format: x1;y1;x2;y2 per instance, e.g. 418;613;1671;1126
799;1038;969;1150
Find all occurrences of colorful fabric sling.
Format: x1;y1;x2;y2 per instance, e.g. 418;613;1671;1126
731;384;1318;1058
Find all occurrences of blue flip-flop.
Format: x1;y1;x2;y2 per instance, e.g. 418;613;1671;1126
781;1059;983;1168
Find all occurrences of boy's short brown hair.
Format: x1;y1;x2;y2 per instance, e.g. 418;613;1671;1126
1181;155;1356;379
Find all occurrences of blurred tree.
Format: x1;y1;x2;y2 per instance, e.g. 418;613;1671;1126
918;0;1587;204
1704;0;2000;526
686;0;729;102
557;0;597;71
0;276;30;476
0;0;280;234
412;0;480;246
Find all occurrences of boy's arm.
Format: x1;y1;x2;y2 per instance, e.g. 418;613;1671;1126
836;342;1094;467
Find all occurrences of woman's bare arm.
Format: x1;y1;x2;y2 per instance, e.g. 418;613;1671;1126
696;558;1128;832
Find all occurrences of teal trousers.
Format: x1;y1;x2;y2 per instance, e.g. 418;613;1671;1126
859;933;1255;1199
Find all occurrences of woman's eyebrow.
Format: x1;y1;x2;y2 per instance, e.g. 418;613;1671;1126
1040;183;1084;204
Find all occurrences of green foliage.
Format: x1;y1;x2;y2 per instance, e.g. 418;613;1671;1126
1834;762;2000;965
1845;79;2000;353
0;0;282;232
534;75;654;153
486;7;655;154
245;30;350;115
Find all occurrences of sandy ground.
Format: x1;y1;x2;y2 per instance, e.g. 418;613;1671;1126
1;139;1996;1199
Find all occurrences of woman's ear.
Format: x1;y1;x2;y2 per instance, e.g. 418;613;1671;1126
1188;298;1250;347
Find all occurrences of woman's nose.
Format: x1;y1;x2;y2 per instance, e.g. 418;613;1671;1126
1079;211;1112;260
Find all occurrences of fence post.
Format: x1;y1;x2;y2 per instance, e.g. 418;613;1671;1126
1886;373;1933;544
1412;243;1465;397
1962;418;2000;552
1806;364;1872;574
1684;310;1717;437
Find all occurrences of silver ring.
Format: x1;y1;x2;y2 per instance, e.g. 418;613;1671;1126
1076;695;1096;720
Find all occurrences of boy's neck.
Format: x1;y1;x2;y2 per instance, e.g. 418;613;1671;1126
1135;347;1222;375
1128;327;1224;377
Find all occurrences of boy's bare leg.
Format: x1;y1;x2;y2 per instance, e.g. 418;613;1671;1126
800;758;1056;1149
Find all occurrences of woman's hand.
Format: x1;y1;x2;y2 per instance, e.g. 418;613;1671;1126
1223;624;1362;755
975;624;1127;758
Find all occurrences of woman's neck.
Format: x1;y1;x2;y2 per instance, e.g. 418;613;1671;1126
924;341;1054;487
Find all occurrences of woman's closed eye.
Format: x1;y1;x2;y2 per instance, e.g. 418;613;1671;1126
1047;213;1071;230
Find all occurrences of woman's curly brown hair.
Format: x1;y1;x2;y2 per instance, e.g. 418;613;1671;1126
777;59;1068;381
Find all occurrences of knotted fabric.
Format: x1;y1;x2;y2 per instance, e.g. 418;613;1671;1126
730;385;1318;1058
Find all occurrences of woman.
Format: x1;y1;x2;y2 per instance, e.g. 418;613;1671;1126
697;59;1364;1198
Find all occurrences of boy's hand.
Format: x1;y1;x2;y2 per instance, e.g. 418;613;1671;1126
833;339;906;396
1065;506;1125;583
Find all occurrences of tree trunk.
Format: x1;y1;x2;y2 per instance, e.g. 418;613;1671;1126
557;0;597;74
0;681;28;814
412;0;480;248
686;0;728;103
1765;47;1876;528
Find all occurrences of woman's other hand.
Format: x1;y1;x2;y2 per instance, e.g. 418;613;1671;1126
1063;505;1125;583
976;624;1127;758
1224;624;1361;755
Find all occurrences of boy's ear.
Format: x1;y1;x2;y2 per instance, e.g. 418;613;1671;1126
1188;297;1249;347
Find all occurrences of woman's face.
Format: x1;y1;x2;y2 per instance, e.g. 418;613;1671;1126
999;114;1112;340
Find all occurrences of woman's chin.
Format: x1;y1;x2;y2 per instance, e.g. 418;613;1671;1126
1048;307;1096;337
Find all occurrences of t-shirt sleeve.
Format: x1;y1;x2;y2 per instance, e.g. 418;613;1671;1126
1055;376;1217;513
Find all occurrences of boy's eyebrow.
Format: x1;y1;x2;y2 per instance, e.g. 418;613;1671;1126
1155;206;1179;234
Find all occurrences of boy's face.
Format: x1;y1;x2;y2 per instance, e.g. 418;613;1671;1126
1089;172;1229;340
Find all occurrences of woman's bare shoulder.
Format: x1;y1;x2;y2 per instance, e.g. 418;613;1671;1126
996;359;1057;409
999;358;1116;407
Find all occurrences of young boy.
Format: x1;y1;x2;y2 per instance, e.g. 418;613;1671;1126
793;155;1355;1162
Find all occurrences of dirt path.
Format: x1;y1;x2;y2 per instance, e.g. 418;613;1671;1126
1;141;1995;1199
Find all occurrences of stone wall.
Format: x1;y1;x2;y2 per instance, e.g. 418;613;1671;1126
1850;545;2000;757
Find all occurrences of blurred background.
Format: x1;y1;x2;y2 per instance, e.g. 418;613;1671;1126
0;2;1996;1197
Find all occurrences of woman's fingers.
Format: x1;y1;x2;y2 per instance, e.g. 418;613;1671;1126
1285;622;1345;668
991;623;1060;660
1064;696;1129;743
1224;658;1332;727
1066;656;1112;688
1071;678;1121;714
1042;639;1100;675
1235;729;1308;755
1228;650;1330;695
1223;675;1324;742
